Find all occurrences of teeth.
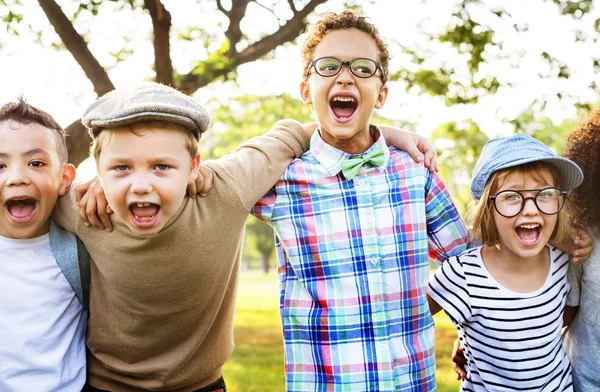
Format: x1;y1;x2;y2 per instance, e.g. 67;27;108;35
518;224;539;229
134;215;155;222
332;96;355;102
136;203;151;207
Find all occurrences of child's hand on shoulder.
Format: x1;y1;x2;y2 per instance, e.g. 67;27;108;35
187;164;214;198
76;177;113;232
378;125;438;173
567;226;594;264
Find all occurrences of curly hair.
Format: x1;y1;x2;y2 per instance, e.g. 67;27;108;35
562;109;600;230
300;10;390;84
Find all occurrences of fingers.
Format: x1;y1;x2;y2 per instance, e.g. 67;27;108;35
571;243;593;264
402;134;425;165
417;137;438;173
96;197;113;232
570;227;594;263
85;192;101;228
76;182;90;204
452;362;467;380
78;178;112;231
187;179;198;198
78;191;92;227
197;165;213;196
451;338;467;380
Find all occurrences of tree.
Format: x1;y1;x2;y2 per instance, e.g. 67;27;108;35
3;0;599;167
1;0;336;165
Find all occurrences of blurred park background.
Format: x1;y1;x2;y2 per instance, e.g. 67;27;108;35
3;0;600;390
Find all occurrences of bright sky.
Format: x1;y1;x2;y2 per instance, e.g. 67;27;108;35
1;0;599;140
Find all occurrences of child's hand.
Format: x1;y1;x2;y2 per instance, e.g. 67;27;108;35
76;178;113;232
451;338;467;380
379;126;438;173
187;164;214;198
555;226;594;263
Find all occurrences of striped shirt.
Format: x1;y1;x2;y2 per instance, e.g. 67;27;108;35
428;246;573;392
253;127;469;392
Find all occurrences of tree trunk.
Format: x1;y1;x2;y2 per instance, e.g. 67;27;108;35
262;253;270;274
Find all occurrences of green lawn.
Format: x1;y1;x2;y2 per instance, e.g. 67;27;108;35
224;270;461;392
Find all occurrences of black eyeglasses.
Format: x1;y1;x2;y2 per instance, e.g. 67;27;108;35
306;57;384;80
488;187;567;218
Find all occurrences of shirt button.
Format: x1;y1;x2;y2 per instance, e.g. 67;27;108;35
371;258;378;266
358;179;366;187
381;344;387;351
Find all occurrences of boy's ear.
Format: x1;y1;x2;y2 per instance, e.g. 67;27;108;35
374;84;389;110
300;80;313;105
58;164;77;197
188;154;201;184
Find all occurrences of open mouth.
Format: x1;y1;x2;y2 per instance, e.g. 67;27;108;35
515;223;541;245
129;202;160;227
330;96;358;122
5;197;38;223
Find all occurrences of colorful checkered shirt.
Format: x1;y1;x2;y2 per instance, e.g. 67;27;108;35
252;127;469;392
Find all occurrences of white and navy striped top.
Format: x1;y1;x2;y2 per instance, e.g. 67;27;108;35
428;246;573;391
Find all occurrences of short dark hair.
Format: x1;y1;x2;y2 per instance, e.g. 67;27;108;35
0;97;68;164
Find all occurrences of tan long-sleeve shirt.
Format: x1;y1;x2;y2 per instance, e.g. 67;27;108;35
53;120;309;391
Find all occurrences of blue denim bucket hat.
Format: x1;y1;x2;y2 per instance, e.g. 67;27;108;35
471;133;583;199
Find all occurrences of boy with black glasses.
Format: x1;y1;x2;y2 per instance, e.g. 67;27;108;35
252;10;469;391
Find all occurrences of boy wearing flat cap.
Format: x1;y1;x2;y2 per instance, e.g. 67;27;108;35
56;82;436;392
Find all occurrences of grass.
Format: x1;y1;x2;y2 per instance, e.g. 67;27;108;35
224;270;461;392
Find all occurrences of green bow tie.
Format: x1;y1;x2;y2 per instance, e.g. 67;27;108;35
340;146;385;180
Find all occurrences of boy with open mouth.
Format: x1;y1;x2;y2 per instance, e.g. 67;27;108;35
59;81;440;392
0;98;88;391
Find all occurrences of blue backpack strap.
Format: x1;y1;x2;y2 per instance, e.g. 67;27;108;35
49;222;90;310
76;236;90;310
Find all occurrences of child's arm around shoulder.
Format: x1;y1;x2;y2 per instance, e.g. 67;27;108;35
212;119;311;211
378;125;438;172
52;180;82;234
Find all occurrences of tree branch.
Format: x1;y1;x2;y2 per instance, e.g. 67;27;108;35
178;0;326;94
37;0;114;96
216;0;228;16
287;0;297;13
225;0;250;56
65;119;92;167
143;0;174;85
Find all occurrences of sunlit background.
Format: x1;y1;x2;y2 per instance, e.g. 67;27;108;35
2;1;599;390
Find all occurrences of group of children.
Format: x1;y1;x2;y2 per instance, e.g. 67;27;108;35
1;9;598;392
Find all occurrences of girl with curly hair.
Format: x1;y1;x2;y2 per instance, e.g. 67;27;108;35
562;109;600;391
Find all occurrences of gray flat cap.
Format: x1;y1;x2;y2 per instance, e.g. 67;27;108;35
82;82;210;140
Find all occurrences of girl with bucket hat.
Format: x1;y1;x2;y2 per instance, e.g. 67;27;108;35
427;133;583;391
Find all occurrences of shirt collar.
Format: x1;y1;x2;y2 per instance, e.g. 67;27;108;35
310;125;390;177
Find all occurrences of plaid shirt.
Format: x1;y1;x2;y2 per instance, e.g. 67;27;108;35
252;127;468;392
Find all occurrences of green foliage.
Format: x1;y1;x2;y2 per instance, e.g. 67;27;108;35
245;216;276;273
1;0;23;35
509;108;577;154
439;12;495;74
201;93;313;159
549;0;593;17
432;121;489;217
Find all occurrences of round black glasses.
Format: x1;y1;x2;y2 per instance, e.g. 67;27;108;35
488;187;567;218
306;57;383;80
